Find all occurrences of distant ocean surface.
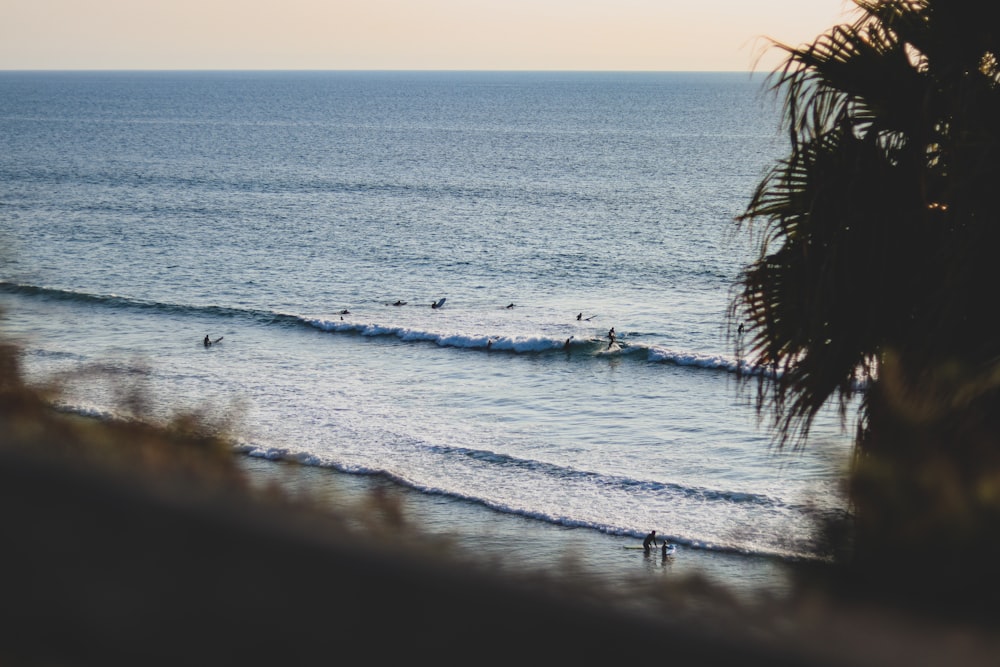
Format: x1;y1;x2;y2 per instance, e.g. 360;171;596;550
0;71;854;570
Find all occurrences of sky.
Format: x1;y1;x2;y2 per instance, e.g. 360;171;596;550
2;1;857;72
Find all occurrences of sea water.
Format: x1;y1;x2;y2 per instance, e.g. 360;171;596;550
0;71;854;577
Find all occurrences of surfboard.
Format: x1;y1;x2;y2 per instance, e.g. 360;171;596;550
624;544;676;553
432;297;446;309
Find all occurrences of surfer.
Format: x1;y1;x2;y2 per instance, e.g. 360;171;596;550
661;540;671;558
607;327;616;349
393;300;406;306
203;335;223;348
577;312;582;321
564;336;573;350
506;303;515;309
642;530;657;555
340;309;350;315
737;322;745;336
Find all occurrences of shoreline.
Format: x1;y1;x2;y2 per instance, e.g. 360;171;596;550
235;453;811;602
3;399;999;665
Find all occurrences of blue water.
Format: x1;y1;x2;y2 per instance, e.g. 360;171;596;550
0;70;854;566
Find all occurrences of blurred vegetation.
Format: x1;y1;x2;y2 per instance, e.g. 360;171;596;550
5;334;1000;664
732;0;1000;611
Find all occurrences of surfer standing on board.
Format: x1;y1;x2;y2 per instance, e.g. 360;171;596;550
607;327;616;349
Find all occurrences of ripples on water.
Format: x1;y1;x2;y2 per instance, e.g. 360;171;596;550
0;71;855;565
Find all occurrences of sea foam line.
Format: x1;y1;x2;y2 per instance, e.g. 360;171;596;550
1;279;774;378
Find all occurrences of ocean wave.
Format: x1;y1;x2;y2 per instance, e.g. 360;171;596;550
237;436;797;513
234;441;822;561
35;407;829;563
2;279;775;378
0;280;305;327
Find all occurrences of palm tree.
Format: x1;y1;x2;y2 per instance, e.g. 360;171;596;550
732;0;1000;601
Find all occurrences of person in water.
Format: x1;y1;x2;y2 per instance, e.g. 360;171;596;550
577;312;582;321
204;335;211;348
506;303;515;309
642;530;657;555
607;327;616;349
661;540;672;558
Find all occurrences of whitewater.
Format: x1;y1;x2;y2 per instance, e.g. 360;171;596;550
0;70;856;580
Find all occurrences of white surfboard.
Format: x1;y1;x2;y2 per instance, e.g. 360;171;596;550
624;544;676;554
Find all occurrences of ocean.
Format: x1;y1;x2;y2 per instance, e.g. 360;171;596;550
0;70;855;593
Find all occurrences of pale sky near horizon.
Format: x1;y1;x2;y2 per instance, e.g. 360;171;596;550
2;1;857;72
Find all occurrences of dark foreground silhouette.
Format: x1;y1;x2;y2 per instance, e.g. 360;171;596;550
0;358;996;665
0;443;797;665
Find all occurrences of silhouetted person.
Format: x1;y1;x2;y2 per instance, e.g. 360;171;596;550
661;540;671;558
577;312;582;321
506;303;515;309
204;335;211;348
737;322;745;336
607;327;616;349
642;530;657;555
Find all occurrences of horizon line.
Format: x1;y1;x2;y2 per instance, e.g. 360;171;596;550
0;68;769;75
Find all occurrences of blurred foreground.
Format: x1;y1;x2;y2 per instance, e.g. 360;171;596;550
0;342;997;665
